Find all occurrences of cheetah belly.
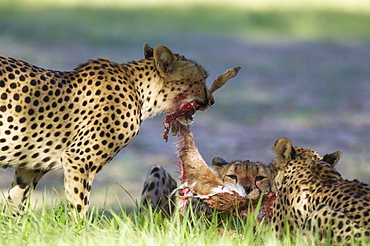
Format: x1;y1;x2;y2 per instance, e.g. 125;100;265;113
0;107;72;171
0;136;64;171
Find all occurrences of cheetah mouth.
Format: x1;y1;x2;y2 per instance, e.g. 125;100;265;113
200;190;276;223
161;66;241;142
162;101;200;142
236;192;276;223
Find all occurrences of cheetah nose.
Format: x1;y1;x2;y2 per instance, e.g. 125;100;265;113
244;186;253;194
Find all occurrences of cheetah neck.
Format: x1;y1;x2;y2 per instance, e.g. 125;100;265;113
121;59;168;121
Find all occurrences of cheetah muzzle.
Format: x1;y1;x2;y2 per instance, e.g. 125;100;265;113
162;66;241;141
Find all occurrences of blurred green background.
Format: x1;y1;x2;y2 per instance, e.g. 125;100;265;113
1;0;369;211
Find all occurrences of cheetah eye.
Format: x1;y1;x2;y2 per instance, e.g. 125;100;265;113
255;176;266;181
227;175;237;180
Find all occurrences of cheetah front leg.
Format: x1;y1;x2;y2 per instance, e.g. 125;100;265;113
7;167;47;213
61;140;113;217
61;149;99;216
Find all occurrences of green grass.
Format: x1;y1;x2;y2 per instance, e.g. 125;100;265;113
0;200;272;246
0;200;298;246
1;198;368;246
1;0;370;47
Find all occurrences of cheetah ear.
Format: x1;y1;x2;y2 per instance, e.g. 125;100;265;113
212;157;229;167
212;157;229;174
273;138;295;168
322;151;341;167
143;43;154;59
153;45;177;74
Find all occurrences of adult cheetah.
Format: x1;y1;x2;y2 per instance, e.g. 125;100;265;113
0;44;217;216
271;138;370;243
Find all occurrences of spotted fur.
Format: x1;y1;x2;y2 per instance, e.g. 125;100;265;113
0;44;214;215
270;138;370;244
140;165;177;215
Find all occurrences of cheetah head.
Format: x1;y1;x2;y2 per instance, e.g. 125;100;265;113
146;44;214;122
212;157;275;200
143;44;240;140
271;138;342;189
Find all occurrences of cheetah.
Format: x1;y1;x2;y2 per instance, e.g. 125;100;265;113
270;138;370;243
141;157;275;220
0;44;217;216
140;165;177;216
